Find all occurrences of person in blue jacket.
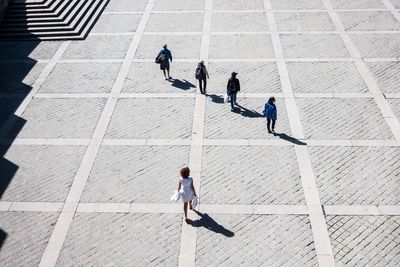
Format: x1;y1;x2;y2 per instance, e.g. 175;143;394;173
156;44;173;80
263;96;277;133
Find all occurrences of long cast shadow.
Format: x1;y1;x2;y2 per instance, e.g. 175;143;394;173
169;79;196;90
234;104;264;118
274;132;307;145
206;94;224;104
187;210;234;237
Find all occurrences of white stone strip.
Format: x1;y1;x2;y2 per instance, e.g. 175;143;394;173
363;57;400;62
103;11;144;15
285;58;355;62
39;2;156;266
203;139;291;146
151;10;204;14
9;202;63;212
324;205;400;216
265;1;335;265
0;202;12;211
208;58;277;62
295;93;373;98
132;58;200;62
0;41;71;140
89;32;135;36
381;0;400;21
211;30;400;35
102;138;191;146
35;93;110;98
323;0;400;144
143;31;201;35
119;93;195;98
58;58;124;63
271;9;389;12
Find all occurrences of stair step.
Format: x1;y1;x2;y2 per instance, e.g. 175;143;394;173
4;0;70;18
7;0;64;14
8;0;56;9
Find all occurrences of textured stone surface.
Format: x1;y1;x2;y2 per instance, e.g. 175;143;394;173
62;35;132;59
104;0;148;12
196;214;318;266
270;0;325;10
57;213;181;266
350;34;400;58
105;98;194;139
327;216;400;266
1;145;86;202
146;13;203;32
367;62;400;94
40;62;121;93
275;12;336;31
80;145;189;203
0;41;62;60
12;98;106;138
135;35;201;59
391;0;400;8
280;34;349;58
209;34;274;59
0;211;58;267
153;0;205;11
329;0;386;9
207;62;281;93
310;146;400;205
122;62;197;93
204;98;291;139
92;14;142;33
388;99;400;121
201;146;304;204
338;11;400;31
213;0;264;10
211;12;268;32
287;62;368;93
297;98;393;139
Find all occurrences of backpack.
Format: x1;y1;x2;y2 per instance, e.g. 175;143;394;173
195;66;202;79
155;52;168;64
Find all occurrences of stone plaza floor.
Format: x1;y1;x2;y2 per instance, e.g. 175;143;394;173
1;0;400;266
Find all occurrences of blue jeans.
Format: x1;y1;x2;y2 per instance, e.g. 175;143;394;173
230;92;237;108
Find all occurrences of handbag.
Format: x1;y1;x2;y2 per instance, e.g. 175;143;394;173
191;196;199;209
170;190;181;202
224;93;231;103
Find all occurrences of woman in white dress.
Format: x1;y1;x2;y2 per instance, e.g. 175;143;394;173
177;167;197;221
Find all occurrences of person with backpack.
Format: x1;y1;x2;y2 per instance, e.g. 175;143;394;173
263;96;277;134
195;60;209;94
155;44;173;80
226;71;240;111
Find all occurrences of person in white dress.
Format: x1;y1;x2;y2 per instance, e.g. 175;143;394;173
177;167;197;221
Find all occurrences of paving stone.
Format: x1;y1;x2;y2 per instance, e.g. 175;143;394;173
11;98;106;138
390;0;400;8
62;35;132;59
275;12;336;31
122;62;197;93
338;11;400;31
153;0;205;11
91;14;142;33
213;0;264;10
350;34;400;58
40;62;121;93
204;97;291;139
287;62;368;93
135;35;201;59
209;34;274;59
201;146;304;204
207;62;281;93
280;34;349;58
105;98;194;139
0;62;45;95
388;99;400;121
1;145;86;202
327;216;400;266
146;13;203;32
330;0;386;9
57;213;181;266
0;211;59;267
80;145;189;203
297;98;393;139
0;41;62;60
367;62;400;94
270;0;325;10
196;214;317;266
310;146;400;205
104;0;148;12
211;11;269;32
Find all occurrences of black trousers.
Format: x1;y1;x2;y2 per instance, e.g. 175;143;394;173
199;78;207;93
267;118;276;131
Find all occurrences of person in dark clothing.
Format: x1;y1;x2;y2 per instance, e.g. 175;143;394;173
226;72;240;111
156;44;173;80
195;60;209;94
263;96;277;133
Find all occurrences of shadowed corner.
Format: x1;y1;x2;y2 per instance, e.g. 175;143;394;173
188;210;234;238
169;79;196;90
273;132;307;145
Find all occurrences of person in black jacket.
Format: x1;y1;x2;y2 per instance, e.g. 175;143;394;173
226;72;240;111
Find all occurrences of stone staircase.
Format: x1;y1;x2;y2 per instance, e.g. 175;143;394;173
0;0;109;40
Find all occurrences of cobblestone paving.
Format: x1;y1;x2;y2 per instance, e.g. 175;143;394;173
338;11;400;31
326;216;400;266
367;62;400;94
196;214;318;266
329;0;386;9
275;12;336;31
350;33;400;58
92;14;142;33
211;12;269;32
388;99;400;121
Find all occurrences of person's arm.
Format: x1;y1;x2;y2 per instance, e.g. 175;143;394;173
274;106;277;120
168;50;173;62
237;79;240;91
190;180;197;196
204;66;209;78
177;181;181;191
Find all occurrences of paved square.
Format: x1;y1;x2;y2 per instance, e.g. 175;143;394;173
104;0;148;12
338;11;400;31
275;12;336;31
213;0;264;10
388;99;400;121
211;12;268;32
146;13;204;32
329;0;386;9
91;14;142;33
0;41;62;60
350;34;400;58
153;0;205;11
367;62;400;94
270;0;325;10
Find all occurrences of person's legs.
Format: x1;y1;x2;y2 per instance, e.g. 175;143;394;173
233;92;238;105
166;63;171;79
230;93;235;110
184;202;188;219
203;78;207;94
267;118;272;133
199;79;204;94
272;119;276;133
162;69;167;79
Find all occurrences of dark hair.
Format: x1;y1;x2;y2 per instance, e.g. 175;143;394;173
180;167;190;178
268;96;275;104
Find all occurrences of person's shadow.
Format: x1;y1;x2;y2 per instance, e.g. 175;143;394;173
274;132;307;145
187;210;234;237
206;94;224;104
169;79;196;90
234;104;264;118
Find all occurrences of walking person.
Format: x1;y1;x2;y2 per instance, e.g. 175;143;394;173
155;44;173;80
195;60;209;94
177;167;197;222
263;96;277;134
226;72;240;111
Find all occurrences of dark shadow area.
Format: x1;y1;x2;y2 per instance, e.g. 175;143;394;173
0;229;7;251
206;94;224;104
274;132;307;145
188;210;234;237
169;79;196;90
234;104;264;118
